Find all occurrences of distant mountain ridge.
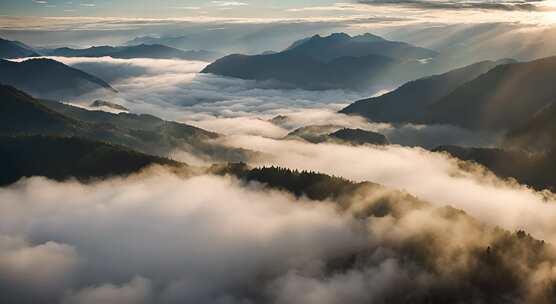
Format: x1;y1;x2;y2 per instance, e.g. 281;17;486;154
0;58;116;100
45;44;222;61
284;32;437;62
201;32;438;91
0;37;39;59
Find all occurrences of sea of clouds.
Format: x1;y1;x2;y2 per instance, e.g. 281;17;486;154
4;55;556;303
50;56;499;147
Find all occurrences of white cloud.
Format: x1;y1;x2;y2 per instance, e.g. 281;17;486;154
0;173;365;303
211;1;248;7
222;135;556;244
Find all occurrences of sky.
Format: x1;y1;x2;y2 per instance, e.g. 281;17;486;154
2;0;556;24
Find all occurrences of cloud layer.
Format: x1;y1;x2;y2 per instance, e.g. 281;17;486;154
222;136;556;244
49;56;498;149
2;167;556;303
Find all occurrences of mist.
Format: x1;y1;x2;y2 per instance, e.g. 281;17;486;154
2;166;556;303
222;135;556;244
46;56;499;148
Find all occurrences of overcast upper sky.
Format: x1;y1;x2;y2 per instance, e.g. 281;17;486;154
2;0;556;23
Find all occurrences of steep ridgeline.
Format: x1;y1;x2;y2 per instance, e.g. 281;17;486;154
423;56;556;130
0;85;251;162
0;58;116;100
0;136;181;186
45;44;222;61
0;37;39;59
201;33;438;91
340;59;514;123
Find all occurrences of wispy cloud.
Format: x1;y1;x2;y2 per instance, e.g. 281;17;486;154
358;0;549;11
211;1;248;7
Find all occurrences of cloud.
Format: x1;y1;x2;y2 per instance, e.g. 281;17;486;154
358;0;547;11
211;1;248;7
222;135;556;244
44;56;499;148
0;173;365;303
63;277;153;304
0;235;78;303
1;167;556;303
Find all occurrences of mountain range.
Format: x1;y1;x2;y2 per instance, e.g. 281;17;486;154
340;59;514;123
0;58;116;100
44;44;222;61
202;33;438;91
422;56;556;130
342;56;556;131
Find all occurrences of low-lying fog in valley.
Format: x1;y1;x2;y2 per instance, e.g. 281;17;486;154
51;56;500;148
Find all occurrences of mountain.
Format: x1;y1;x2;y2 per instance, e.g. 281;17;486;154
423;56;556;130
0;85;251;162
201;33;437;91
285;125;389;146
340;59;514;122
0;58;116;100
0;135;181;186
286;125;344;143
212;163;424;206
203;51;401;90
0;37;39;59
284;33;437;62
435;145;556;192
330;128;390;145
46;44;222;61
503;102;556;153
0;85;81;136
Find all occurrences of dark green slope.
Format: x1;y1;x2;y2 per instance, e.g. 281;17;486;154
340;59;513;122
0;136;180;186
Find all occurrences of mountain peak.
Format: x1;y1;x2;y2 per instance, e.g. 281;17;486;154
353;33;386;42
